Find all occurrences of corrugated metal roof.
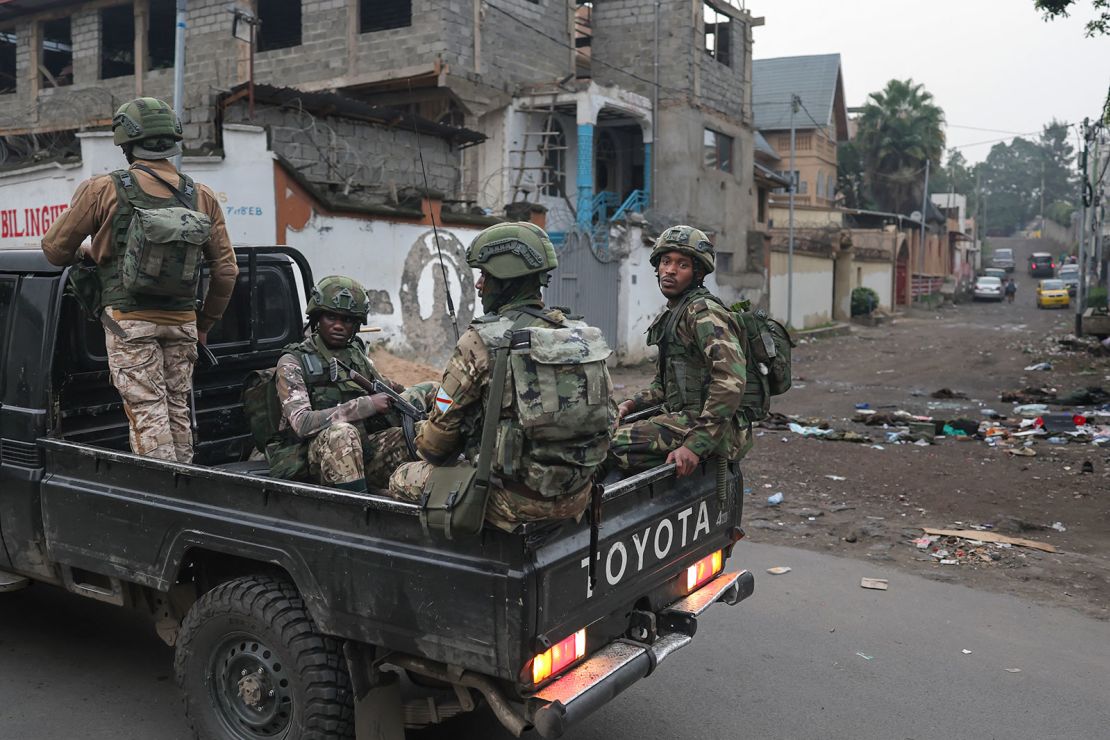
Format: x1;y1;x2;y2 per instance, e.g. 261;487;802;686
754;131;781;161
752;54;843;134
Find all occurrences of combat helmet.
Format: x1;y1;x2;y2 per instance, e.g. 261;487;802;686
306;276;370;323
112;97;184;160
649;225;715;275
466;222;558;279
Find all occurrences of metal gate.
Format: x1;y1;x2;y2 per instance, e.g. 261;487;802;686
543;230;619;344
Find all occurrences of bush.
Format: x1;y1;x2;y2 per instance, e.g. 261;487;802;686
1086;286;1108;310
851;287;880;316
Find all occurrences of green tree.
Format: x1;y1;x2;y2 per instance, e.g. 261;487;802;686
855;79;946;214
931;149;976;211
1038;119;1077;212
1034;0;1110;35
836;140;870;209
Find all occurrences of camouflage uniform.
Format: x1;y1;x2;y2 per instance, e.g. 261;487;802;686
611;226;749;471
271;333;434;490
388;222;613;532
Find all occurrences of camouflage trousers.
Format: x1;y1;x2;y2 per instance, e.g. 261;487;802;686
388;462;590;532
307;382;437;490
104;318;198;463
609;411;752;472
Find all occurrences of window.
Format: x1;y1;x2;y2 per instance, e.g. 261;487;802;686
0;29;15;94
541;118;567;197
41;18;73;88
703;128;733;173
100;5;135;80
360;0;411;33
796;173;807;194
716;252;732;273
148;0;176;70
703;2;730;67
257;0;302;51
816;171;825;199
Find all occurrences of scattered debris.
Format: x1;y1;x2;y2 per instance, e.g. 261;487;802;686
856;652;874;661
921;527;1057;553
825;474;847;481
1004;668;1023;674
1082;460;1094;474
931;388;969;399
1007;447;1036;457
1050;522;1067;532
766;566;792;575
1024;362;1053;371
961;649;972;655
767;492;784;506
860;577;889;591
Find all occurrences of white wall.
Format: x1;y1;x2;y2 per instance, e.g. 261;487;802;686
0;126;277;248
769;251;833;329
858;261;893;311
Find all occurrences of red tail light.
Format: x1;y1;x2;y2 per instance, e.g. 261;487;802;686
686;550;724;592
1051;262;1056;269
531;629;587;684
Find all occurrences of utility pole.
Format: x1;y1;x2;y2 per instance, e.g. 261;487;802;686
787;94;800;328
1076;118;1090;336
917;158;930;299
1040;159;1045;240
172;0;187;170
975;167;982;269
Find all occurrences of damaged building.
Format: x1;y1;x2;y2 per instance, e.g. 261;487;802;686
0;0;762;360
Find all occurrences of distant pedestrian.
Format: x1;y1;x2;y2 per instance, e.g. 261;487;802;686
1004;278;1017;304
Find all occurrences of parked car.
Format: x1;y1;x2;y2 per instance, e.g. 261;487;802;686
973;276;1004;301
1057;264;1080;296
982;267;1007;280
1036;279;1070;309
1029;252;1055;278
991;247;1015;272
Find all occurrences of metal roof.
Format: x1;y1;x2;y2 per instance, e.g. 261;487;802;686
752;54;848;140
753;131;781;161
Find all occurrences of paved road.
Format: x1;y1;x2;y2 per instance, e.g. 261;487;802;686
3;541;1109;740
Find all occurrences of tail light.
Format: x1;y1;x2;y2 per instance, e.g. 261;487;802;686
531;628;587;684
686;550;723;592
1051;262;1056;269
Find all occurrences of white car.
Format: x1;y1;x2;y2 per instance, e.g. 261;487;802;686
973;276;1004;301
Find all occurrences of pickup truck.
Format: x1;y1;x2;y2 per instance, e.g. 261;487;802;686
0;246;753;740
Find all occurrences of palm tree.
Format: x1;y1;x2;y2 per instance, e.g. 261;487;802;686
855;79;946;214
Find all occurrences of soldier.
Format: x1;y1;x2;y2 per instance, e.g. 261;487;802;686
42;97;237;463
388;223;614;532
268;276;434;492
610;225;749;476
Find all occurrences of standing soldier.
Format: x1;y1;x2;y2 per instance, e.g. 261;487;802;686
610;225;749;476
388;223;614;532
268;276;434;492
41;97;238;463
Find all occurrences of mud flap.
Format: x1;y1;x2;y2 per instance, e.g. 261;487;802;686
345;642;405;740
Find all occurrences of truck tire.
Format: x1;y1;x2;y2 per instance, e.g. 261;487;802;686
174;575;354;740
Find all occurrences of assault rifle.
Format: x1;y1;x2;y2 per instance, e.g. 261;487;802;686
327;357;427;458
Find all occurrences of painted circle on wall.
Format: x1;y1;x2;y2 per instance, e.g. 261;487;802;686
399;229;475;364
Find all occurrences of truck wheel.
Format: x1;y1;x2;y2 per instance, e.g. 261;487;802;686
174;575;353;740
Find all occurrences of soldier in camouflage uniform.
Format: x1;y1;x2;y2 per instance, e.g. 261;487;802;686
42;97;237;463
388;223;614;532
610;226;749;476
269;276;434;492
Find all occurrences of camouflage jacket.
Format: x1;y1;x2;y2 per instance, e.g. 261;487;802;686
416;301;615;497
625;287;749;459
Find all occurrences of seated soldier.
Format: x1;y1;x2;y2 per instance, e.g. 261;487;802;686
267;276;433;492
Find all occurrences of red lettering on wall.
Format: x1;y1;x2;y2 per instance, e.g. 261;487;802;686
0;203;69;240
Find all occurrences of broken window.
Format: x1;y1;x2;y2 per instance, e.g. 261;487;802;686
703;129;733;173
257;0;302;51
0;30;15;95
360;0;412;34
101;4;135;79
41;18;73;88
703;2;730;67
148;0;175;70
541;118;567;197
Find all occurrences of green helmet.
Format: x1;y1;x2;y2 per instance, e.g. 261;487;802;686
112;97;184;160
307;276;370;323
649;225;716;275
466;222;558;279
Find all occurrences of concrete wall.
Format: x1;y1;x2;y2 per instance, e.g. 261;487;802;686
769;251;832;329
857;261;893;311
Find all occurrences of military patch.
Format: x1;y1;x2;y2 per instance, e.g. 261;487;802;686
435;387;454;413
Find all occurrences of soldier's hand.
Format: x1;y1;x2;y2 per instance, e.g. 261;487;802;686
368;393;392;415
617;400;636;422
666;447;701;477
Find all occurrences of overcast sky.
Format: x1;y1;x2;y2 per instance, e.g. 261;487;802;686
748;0;1109;162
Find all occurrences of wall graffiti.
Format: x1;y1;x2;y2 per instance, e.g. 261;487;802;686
399;229;476;364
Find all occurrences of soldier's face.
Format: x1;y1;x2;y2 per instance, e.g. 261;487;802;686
657;252;695;300
318;312;358;349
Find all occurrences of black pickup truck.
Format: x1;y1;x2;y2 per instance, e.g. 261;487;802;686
0;247;753;740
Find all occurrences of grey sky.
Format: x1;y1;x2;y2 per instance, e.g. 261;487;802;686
749;0;1109;162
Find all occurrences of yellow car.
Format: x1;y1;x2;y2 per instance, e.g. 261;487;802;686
1036;279;1070;309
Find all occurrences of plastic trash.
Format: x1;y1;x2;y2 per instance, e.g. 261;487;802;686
788;422;834;437
767;492;784;506
1046;436;1067;445
1014;404;1050;417
1024;362;1053;371
854;402;871;410
1050;522;1066;532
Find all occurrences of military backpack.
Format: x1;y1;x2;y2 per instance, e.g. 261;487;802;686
111;164;212;299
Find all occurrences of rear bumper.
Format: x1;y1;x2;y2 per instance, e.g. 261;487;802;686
527;569;755;738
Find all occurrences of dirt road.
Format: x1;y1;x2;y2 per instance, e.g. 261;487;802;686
729;237;1110;619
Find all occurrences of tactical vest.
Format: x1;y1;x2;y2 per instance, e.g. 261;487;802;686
265;335;384;480
647;287;727;415
470;306;612;498
99;169;201;312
